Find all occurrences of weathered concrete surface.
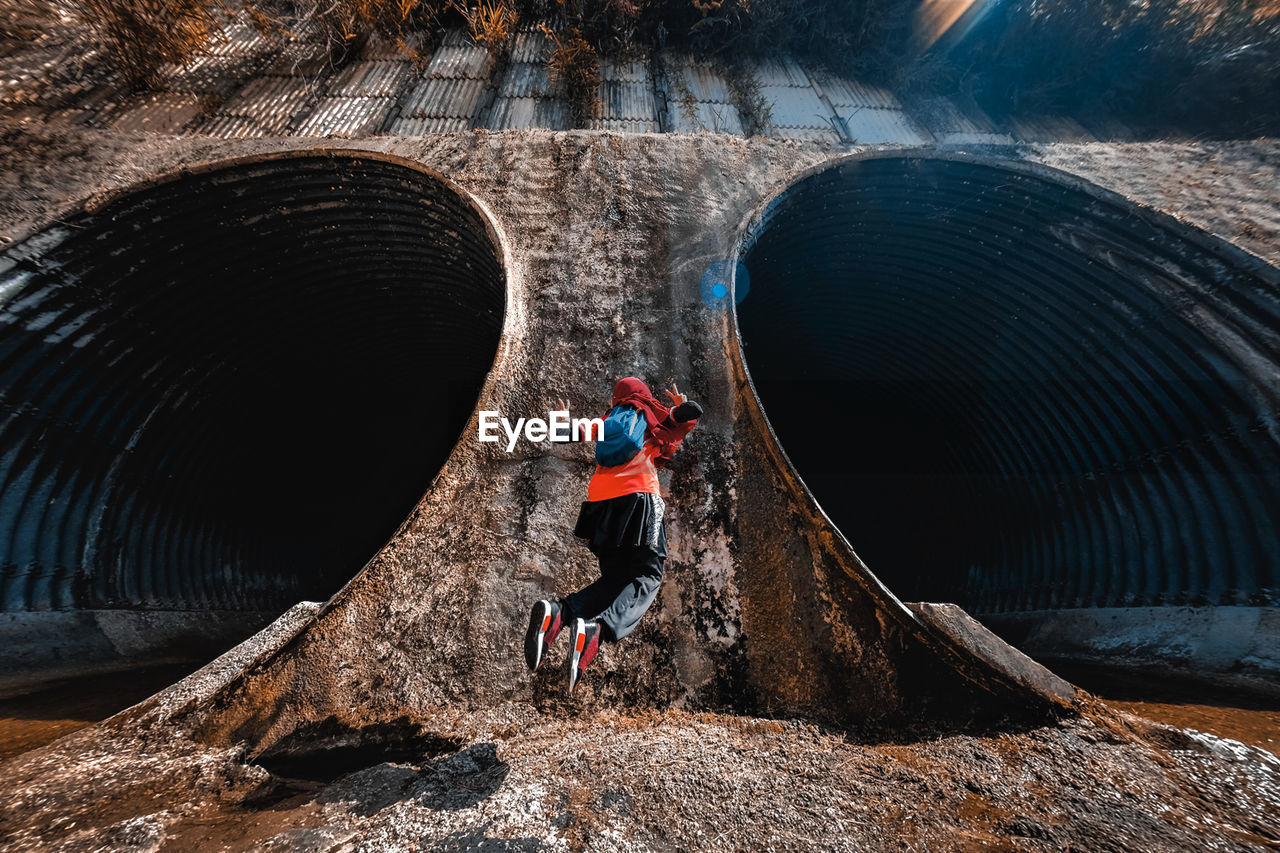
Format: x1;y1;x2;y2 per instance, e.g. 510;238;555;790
988;606;1280;680
0;610;276;698
0;125;1278;849
910;603;1076;702
5;700;1280;850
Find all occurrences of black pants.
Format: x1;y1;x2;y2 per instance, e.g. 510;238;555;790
562;547;664;642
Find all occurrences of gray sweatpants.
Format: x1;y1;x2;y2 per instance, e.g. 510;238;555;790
562;547;664;642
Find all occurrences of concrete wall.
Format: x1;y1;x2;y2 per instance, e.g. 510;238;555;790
0;125;1277;745
0;609;276;698
986;606;1280;679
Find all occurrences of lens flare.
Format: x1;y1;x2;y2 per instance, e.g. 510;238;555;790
700;260;750;309
913;0;994;52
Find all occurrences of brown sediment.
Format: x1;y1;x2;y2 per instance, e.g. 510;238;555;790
0;664;195;764
1102;701;1280;755
1052;662;1280;755
11;704;1279;852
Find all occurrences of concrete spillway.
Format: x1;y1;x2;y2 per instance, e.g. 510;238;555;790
0;153;504;691
0;129;1278;851
735;155;1279;674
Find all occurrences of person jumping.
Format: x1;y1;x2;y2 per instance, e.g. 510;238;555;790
524;377;702;692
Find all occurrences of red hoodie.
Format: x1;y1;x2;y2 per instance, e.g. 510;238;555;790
587;414;696;501
586;377;697;501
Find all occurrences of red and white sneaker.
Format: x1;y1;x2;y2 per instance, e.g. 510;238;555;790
524;600;564;672
566;618;603;693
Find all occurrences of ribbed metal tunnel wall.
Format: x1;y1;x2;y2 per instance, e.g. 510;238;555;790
0;154;504;615
737;156;1280;614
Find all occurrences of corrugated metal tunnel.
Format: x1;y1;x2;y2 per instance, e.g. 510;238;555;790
0;153;504;680
736;155;1280;628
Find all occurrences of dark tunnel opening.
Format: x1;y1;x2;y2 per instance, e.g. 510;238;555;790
0;153;504;686
736;156;1280;630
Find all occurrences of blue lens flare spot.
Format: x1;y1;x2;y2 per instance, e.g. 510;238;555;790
700;260;750;309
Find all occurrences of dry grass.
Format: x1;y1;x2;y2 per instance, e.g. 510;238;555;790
0;0;71;41
460;0;519;52
76;0;439;84
723;61;771;135
294;0;434;56
77;0;241;85
540;22;601;125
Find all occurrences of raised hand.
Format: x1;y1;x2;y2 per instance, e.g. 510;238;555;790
664;383;687;407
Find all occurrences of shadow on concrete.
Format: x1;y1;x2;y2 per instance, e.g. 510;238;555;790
433;824;545;852
253;716;466;783
407;742;511;812
245;720;510;820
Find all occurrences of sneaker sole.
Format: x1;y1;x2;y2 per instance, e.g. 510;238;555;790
566;618;585;693
525;601;552;672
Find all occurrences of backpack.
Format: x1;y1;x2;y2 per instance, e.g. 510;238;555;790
595;404;647;467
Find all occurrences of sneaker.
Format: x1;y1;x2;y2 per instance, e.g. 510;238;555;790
566;618;603;693
524;600;564;672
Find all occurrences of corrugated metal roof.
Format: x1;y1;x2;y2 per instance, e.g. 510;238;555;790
814;75;899;110
488;96;569;130
45;107;95;127
935;96;1014;143
911;96;965;134
425;44;494;79
838;107;932;145
510;30;551;64
600;59;649;83
767;125;841;142
159;55;244;96
599;80;657;121
589;118;659;133
498;63;552;98
108;93;206;134
0;48;58;100
358;32;426;60
911;96;1012;143
265;41;334;77
758;85;831;128
667;99;742;134
69;84;120;112
294;96;394;136
911;95;1002;136
439;28;476;48
217;76;315;133
208;21;269;57
390;115;472;134
169;52;240;75
488;97;536;130
752;58;810;88
669;62;732;103
328;61;414;98
400;77;487;119
190;114;268;138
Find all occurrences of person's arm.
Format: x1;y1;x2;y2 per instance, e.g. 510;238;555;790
652;384;701;467
671;400;703;423
550;397;589;444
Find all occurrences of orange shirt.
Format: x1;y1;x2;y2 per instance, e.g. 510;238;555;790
587;443;661;501
585;410;697;501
